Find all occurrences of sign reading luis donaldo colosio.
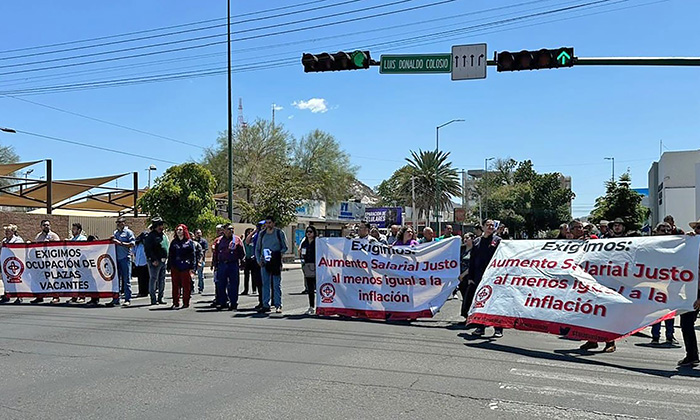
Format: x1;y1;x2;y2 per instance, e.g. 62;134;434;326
315;237;460;320
468;236;700;342
2;240;119;298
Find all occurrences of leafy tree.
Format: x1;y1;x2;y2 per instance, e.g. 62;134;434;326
235;164;306;228
290;129;357;204
375;165;412;207
0;141;19;188
201;120;357;220
138;163;224;235
591;172;648;230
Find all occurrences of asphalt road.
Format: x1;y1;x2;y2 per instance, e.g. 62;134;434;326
1;269;700;420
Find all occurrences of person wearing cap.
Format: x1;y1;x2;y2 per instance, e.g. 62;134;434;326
255;216;288;313
212;224;245;310
598;220;610;238
663;215;685;235
108;217;136;307
144;217;169;305
607;218;626;238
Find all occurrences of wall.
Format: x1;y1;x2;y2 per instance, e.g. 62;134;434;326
0;211;70;241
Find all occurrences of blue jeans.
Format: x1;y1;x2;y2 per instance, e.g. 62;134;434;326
261;266;282;308
197;260;205;292
113;258;132;304
215;261;239;307
651;318;675;340
148;261;166;304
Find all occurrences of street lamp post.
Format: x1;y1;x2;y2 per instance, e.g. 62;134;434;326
435;119;464;234
484;157;495;220
604;157;615;183
22;169;34;180
147;165;157;188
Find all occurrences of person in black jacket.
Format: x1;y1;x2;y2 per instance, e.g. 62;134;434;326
464;219;502;337
144;218;169;305
167;224;196;309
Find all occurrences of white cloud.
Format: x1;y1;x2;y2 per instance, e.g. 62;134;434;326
288;115;295;120
272;104;284;111
292;98;329;113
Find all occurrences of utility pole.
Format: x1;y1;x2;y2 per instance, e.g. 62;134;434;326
604;157;615;183
435;119;463;234
272;103;276;128
226;0;233;221
484;157;494;220
411;176;417;229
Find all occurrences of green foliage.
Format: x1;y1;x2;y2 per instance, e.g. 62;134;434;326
0;141;19;188
138;163;220;235
375;165;413;207
235;165;306;228
404;150;461;220
591;173;648;230
476;159;574;235
290;129;358;204
200;119;357;220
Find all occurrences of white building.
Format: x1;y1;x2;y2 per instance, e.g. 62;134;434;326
647;150;700;228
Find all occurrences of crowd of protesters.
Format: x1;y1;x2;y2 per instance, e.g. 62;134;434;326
2;212;700;368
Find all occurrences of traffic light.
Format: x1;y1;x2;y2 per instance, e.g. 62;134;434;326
496;47;574;72
302;50;371;72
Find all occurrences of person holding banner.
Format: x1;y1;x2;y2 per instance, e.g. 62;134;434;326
167;224;196;309
679;219;700;367
394;226;419;247
108;217;135;308
466;219;503;338
1;224;24;304
68;223;87;304
299;226;317;315
649;222;679;345
31;219;62;304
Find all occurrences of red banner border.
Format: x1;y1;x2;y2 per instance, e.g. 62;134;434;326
317;307;433;321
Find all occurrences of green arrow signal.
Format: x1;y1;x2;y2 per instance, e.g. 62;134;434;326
557;50;571;65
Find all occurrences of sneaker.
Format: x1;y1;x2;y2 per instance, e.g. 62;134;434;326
182;304;189;309
603;342;616;353
254;304;263;310
122;301;131;307
76;297;85;304
13;298;22;304
50;297;61;304
471;328;485;337
257;306;271;313
0;295;9;303
579;341;599;350
677;356;700;367
158;300;167;305
171;304;180;310
228;304;237;311
650;337;660;345
666;338;680;346
30;298;44;304
493;330;504;338
306;307;316;315
275;307;282;313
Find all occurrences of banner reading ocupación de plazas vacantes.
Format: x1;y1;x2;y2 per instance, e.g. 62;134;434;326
1;240;119;298
468;236;700;342
315;237;460;320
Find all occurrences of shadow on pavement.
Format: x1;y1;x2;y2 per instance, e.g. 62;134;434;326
463;339;700;379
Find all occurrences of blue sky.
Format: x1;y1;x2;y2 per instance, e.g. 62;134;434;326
0;0;697;217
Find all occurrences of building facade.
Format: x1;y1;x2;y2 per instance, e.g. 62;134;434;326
647;150;700;228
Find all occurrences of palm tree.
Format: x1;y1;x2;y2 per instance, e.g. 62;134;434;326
400;150;461;220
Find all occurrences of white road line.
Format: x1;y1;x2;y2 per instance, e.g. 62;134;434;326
499;383;700;412
510;368;700;395
514;358;698;381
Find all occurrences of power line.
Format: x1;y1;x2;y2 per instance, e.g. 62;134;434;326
0;0;656;96
0;0;335;54
0;0;561;88
13;129;179;164
0;0;424;73
3;95;205;149
0;0;368;62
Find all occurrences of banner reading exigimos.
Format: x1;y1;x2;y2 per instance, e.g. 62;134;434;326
315;237;460;320
1;240;119;298
468;236;700;342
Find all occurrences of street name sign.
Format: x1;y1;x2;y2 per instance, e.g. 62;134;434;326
452;43;487;80
380;54;452;74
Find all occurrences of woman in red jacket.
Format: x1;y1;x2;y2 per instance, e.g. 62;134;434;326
167;224;196;309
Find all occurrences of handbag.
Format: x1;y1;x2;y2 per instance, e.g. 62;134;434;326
302;262;316;278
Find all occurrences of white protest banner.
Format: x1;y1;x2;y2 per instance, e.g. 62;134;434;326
468;236;700;342
1;240;119;298
315;237;460;320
